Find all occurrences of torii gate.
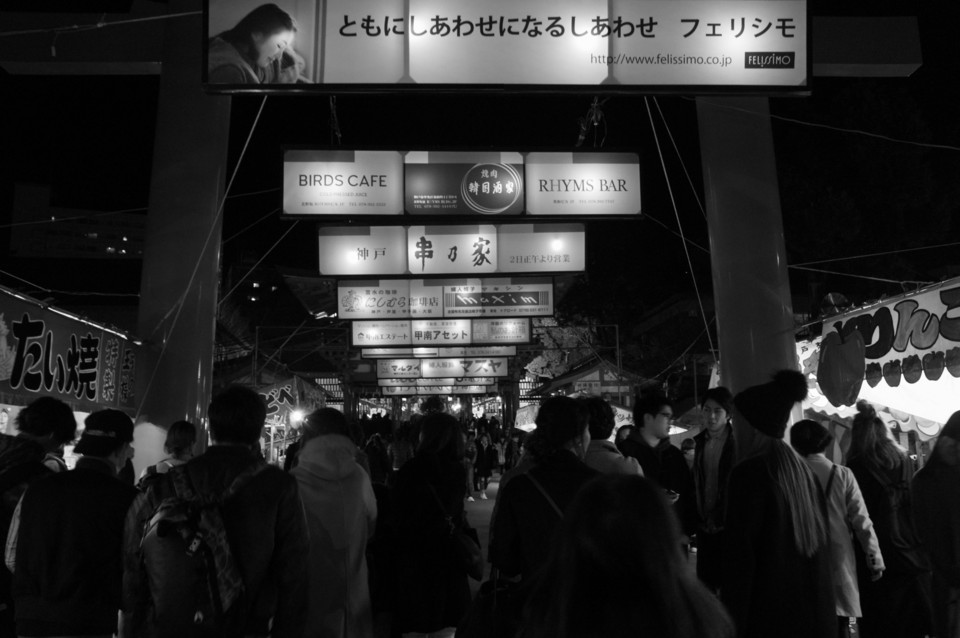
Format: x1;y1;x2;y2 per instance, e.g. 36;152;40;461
0;0;921;465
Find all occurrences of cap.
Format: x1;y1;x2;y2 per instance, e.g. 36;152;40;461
74;409;134;456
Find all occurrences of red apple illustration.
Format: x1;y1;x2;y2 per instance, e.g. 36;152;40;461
882;360;902;387
902;355;922;384
865;362;882;387
947;347;960;378
922;351;944;381
817;330;866;407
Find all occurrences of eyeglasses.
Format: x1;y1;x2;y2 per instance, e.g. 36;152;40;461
701;408;726;416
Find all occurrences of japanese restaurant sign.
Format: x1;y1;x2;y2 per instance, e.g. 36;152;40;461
206;0;808;92
321;226;584;276
405;152;524;215
0;291;139;411
339;279;553;319
284;150;404;215
377;359;422;379
382;385;492;396
525;153;641;216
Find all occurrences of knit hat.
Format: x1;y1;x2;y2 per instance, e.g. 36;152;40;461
734;370;808;439
74;409;134;456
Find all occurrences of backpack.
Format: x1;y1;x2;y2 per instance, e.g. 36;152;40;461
139;461;267;637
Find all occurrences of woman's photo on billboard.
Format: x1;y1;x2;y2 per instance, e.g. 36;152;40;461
207;3;309;85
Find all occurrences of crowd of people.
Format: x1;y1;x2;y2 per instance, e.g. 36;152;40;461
0;373;956;638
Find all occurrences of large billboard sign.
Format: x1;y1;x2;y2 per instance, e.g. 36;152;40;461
205;0;808;92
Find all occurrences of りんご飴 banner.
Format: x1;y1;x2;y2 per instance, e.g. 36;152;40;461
205;0;808;92
817;277;960;429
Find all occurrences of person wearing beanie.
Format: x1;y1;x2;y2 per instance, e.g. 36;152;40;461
848;400;933;638
5;409;138;637
721;370;835;638
911;410;960;638
790;419;885;635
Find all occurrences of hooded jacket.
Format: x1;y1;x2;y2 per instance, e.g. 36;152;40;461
292;434;377;638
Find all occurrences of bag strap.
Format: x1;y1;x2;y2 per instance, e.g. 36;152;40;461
425;482;456;527
526;472;563;519
823;465;838;496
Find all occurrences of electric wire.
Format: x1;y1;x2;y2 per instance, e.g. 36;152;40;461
644;97;718;367
653;98;707;221
0;10;202;38
136;95;269;420
0;269;139;298
219;220;301;308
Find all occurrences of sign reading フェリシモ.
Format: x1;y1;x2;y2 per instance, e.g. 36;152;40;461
205;0;807;92
525;153;641;216
284;150;404;215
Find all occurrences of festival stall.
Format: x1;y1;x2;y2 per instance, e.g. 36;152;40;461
805;276;960;463
0;285;142;467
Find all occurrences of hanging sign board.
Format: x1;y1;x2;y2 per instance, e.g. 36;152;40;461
338;281;411;319
284;150;404;215
361;348;419;358
525;152;642;216
205;0;808;92
323;226;583;275
379;377;497;387
817;277;960;430
472;318;531;344
421;357;509;378
319;227;407;276
411;319;473;346
351;320;412;347
376;359;422;379
340;279;552;318
381;385;492;396
496;224;586;273
405;152;524;216
442;277;554;317
438;346;516;358
407;225;499;275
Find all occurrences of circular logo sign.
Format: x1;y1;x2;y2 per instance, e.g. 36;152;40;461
460;163;523;215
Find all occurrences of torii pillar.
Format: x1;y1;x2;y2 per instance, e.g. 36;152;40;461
697;16;921;457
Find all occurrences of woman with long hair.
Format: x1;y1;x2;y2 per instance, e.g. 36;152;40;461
519;474;734;638
791;419;885;637
847;401;933;638
722;370;835;638
391;410;471;638
208;3;304;84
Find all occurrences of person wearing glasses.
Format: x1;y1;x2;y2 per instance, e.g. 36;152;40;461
619;393;694;532
689;386;737;593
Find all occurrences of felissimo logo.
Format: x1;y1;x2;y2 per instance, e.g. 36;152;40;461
744;52;795;69
460;163;523;215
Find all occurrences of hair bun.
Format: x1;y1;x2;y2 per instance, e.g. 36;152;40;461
855;400;875;418
772;369;807;403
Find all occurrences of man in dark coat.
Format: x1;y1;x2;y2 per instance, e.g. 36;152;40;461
121;385;309;638
6;409;137;637
912;411;960;638
0;396;76;634
619;393;695;533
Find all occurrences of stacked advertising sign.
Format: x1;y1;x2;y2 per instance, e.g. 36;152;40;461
205;0;807;92
0;286;140;412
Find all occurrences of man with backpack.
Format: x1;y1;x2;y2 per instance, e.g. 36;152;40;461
5;408;137;637
121;385;309;638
